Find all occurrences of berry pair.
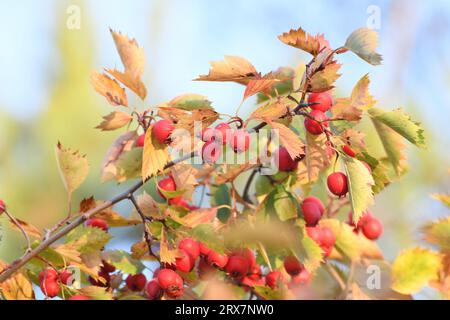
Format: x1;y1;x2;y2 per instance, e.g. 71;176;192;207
349;211;383;240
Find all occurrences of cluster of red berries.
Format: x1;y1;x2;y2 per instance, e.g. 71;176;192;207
136;119;175;148
201;123;251;163
157;175;197;210
303;92;333;136
348;211;383;240
38;267;76;298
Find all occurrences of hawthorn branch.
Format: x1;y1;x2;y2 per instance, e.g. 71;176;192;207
0;151;197;283
3;209;31;255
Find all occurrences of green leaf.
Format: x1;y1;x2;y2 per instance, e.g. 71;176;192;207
344;157;375;225
76;286;114;300
166;93;212;110
422;216;450;251
65;226;112;254
368;108;425;148
253;285;285;300
210;184;231;222
55;142;89;199
344;28;383;65
391;247;442;295
102;250;145;274
296;229;323;271
260;185;298;222
371;119;408;176
115;147;142;182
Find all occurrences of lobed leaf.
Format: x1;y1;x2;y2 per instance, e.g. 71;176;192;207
344;28;383;65
195;55;258;84
90;71;128;106
102;250;145;274
96;111;133;131
141;124;170;180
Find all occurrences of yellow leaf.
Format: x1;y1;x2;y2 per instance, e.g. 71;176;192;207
391;247;442;295
248;98;290;123
10;218;42;239
141;124;170;180
106;69;147;100
345;28;383;66
215;163;258;185
159;228;180;265
195;55;258;84
308;62;341;93
96;111;133;131
298;133;330;184
171;207;218;229
243;72;279;101
0;261;34;300
55;143;89;199
136;192;162;219
90;71;128;106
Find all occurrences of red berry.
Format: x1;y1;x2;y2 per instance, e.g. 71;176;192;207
225;255;250;279
199;242;211;257
157;269;184;298
301;201;322;227
175;249;195;273
85;218;109;231
265;271;284;289
0;199;5;213
288;269;312;288
348;211;373;229
304;110;328;135
152;268;161;279
39;268;58;283
230;129;250;153
152;119;174;144
320;227;336;248
146;279;163;300
136;134;145;147
126;273;147;291
214;123;231;145
283;256;304;276
59;269;73;286
322;245;333;258
68;295;90;300
40;278;60;298
306;226;322;244
308;92;333;112
327;172;348;197
362;217;383;240
207;250;229;269
169;197;191;210
302;196;325;216
157;176;177;200
202;140;222;163
274;146;298;172
178;238;200;261
342;145;356;157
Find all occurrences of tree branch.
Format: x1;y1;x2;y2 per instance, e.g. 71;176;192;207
0;151;197;283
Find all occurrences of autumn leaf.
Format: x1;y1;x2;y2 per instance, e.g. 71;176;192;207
10;218;42;239
79;197;141;227
170;164;198;200
0;260;34;300
248;98;290;123
297;133;330;184
141;124;170;181
136;192;161;219
243;72;279;102
115;147;143;182
101;131;137;182
332;74;376;121
90;71;128;106
76;286;114;300
96;111;133;131
215;163;258;185
278;27;327;56
344;157;375;225
268;121;305;160
391;247;442;294
431;193;450;207
164;93;213;110
344;28;383;66
65;225;112;254
159;228;181;265
102;250;145;274
107;29;147;99
55;142;89;200
195;55;259;84
307;62;341;93
422;216;450;251
170;208;218;229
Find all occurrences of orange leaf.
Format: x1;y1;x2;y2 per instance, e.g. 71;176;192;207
243;73;279;101
10;218;42;239
141;125;170;180
267;121;305;160
278;27;328;56
90;71;128;106
106;69;147;100
96;111;133;131
195;55;259;85
159;228;180;265
172;208;218;229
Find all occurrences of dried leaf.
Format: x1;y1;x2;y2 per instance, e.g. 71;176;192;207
10;218;42;238
166;93;212;110
90;71;128;106
297;133;330;184
136;191;161;219
268;121;305;160
195;55;258;84
278;27;328;56
159;228;180;265
0;260;34;300
96;111;133;131
243;73;279;101
308;62;341;93
248;98;290;123
344;28;383;66
215;163;258;185
170;207;218;229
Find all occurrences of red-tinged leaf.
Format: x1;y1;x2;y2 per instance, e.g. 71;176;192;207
101;131;137;182
268;120;305;160
106;69;147;100
278;27;329;56
195;55;259;85
243;73;279;101
90;71;128;106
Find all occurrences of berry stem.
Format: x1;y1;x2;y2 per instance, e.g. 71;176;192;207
3;209;32;256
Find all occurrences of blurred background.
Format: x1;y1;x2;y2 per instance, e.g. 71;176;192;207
0;0;449;299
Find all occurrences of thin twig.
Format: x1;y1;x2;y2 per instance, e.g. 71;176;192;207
3;209;31;255
325;263;346;292
242;169;258;204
